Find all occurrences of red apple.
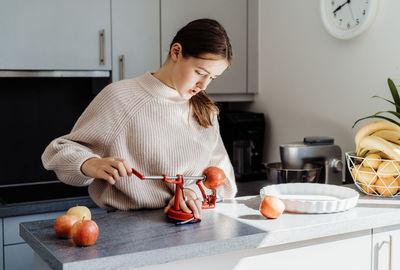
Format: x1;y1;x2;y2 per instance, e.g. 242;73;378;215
202;167;226;189
66;205;92;220
71;219;99;246
260;196;285;219
54;214;79;239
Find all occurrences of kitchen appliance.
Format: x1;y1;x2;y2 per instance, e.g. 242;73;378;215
219;111;266;181
266;162;322;184
266;137;343;185
132;167;225;225
0;76;110;203
279;136;344;185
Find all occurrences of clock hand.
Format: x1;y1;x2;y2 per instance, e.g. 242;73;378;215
347;0;355;21
333;0;351;15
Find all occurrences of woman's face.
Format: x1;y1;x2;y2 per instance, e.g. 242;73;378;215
170;46;230;100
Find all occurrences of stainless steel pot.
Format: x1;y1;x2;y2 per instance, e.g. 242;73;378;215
266;162;322;184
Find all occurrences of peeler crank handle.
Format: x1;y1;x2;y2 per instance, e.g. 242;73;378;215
131;168;145;180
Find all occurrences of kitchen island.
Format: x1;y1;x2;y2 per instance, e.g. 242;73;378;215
20;187;400;270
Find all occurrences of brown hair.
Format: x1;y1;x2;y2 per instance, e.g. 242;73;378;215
170;19;232;128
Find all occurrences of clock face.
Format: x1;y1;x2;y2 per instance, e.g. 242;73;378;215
320;0;379;39
329;0;370;30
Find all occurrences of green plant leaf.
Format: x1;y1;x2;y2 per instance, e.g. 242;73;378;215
388;78;400;113
352;79;400;130
371;95;400;111
374;110;400;120
352;114;400;128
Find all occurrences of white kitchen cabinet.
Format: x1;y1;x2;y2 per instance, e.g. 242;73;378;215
137;230;371;270
160;0;250;95
372;225;400;270
0;0;111;70
111;0;160;82
4;243;33;270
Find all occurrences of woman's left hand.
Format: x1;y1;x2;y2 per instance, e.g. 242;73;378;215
163;188;202;219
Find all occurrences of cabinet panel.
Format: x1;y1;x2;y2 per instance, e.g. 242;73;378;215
4;211;65;245
161;0;247;94
137;231;371;270
111;0;160;82
4;243;33;270
372;225;400;270
0;0;111;70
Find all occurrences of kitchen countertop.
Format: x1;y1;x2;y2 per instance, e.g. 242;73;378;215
20;185;400;270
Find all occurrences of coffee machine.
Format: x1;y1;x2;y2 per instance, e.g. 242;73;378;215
279;136;344;185
219;111;266;181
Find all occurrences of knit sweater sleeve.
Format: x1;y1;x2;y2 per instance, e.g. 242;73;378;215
41;83;126;186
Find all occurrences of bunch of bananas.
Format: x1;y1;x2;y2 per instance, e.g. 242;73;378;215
351;120;400;196
355;120;400;159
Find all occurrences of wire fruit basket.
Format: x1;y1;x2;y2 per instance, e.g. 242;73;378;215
346;152;400;198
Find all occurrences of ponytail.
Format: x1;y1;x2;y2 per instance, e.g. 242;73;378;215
189;91;219;128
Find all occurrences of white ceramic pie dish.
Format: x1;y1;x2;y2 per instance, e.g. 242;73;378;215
260;183;359;214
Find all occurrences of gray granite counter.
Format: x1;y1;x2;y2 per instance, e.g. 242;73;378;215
20;186;400;270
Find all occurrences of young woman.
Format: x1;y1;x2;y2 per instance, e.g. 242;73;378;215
42;19;237;220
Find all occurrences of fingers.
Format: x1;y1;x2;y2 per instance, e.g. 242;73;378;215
104;166;121;182
113;157;133;177
102;157;133;184
185;199;202;219
163;198;174;214
164;192;203;220
82;156;133;184
179;199;192;214
98;170;116;185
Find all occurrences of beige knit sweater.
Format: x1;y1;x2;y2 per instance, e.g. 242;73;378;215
42;72;237;211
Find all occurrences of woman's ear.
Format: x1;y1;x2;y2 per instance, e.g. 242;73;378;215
170;43;182;62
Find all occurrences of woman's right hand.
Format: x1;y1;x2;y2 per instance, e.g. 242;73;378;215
81;157;132;184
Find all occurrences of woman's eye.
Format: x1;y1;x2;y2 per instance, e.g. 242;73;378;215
195;70;205;76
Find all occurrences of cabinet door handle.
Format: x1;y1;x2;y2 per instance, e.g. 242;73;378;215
378;235;392;270
99;29;105;66
119;55;125;80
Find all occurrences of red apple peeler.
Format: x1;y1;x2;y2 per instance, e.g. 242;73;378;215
131;167;226;225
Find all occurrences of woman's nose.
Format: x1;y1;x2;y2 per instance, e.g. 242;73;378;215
196;78;210;91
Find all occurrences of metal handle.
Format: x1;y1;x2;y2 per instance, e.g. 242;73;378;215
99;29;105;65
378;235;392;270
119;55;125;80
131;168;205;181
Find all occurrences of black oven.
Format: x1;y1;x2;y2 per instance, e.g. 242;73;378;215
0;75;110;203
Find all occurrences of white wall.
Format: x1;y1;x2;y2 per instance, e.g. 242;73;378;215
243;0;400;163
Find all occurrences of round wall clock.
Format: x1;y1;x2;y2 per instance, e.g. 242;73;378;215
320;0;379;39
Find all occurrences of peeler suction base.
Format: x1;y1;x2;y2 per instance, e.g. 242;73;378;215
167;208;200;225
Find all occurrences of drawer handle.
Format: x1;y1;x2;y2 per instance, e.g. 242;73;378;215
99;29;105;66
378;235;392;270
119;55;125;80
